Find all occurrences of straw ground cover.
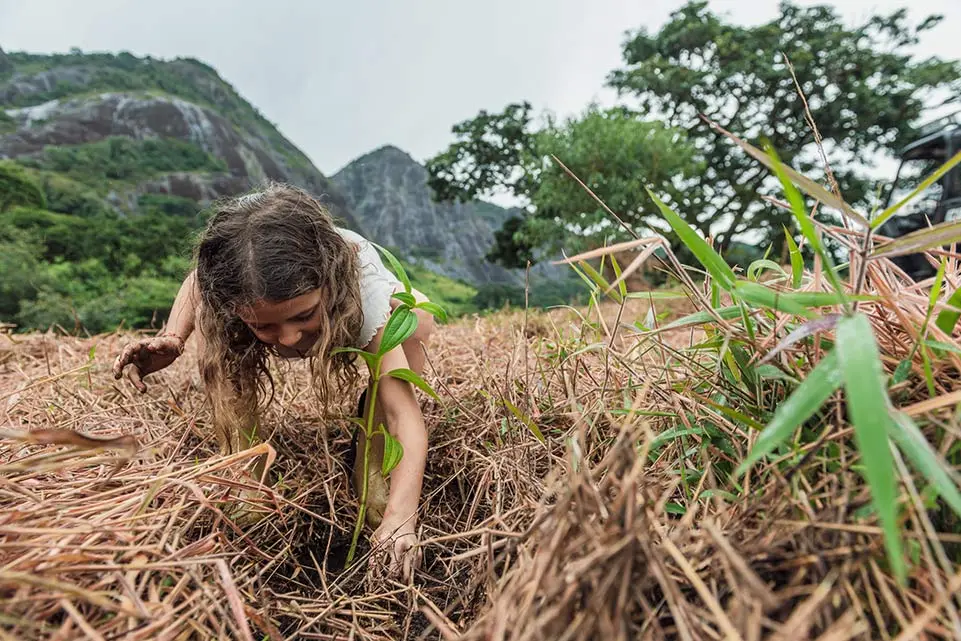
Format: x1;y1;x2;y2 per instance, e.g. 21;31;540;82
5;146;961;639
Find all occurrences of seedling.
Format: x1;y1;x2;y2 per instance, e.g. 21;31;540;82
333;244;446;566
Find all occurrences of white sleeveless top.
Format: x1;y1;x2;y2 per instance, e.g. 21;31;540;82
336;227;402;348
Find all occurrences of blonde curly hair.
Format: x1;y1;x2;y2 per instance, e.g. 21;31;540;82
194;183;364;453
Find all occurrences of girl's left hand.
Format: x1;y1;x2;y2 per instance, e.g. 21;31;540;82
371;516;420;581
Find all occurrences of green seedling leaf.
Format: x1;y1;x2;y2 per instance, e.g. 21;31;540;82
734;281;815;318
371;242;412;294
924;339;961;355
647;426;710;449
890;411;961;518
88;345;96;360
646;187;737;291
416;301;448;323
503;398;545;444
331;346;377;371
747;259;787;282
873;148;961;230
935;285;961;336
870;219;961;260
380;426;404;476
386;367;440;401
737;349;841;476
392;292;417;307
378;307;418;357
836;313;905;584
785;228;804;289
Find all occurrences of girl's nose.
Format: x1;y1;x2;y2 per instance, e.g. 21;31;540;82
277;326;302;348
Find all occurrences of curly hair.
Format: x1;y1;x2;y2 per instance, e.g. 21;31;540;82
194;182;364;453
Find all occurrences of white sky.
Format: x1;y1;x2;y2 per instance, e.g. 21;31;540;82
0;0;957;177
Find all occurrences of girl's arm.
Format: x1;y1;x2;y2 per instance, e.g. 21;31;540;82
164;269;200;342
376;348;429;527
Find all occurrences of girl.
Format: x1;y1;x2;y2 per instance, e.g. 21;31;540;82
112;183;433;579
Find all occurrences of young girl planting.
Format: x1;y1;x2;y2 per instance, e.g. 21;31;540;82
112;183;434;579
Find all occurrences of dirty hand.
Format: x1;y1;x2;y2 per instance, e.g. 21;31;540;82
112;334;184;393
371;516;420;582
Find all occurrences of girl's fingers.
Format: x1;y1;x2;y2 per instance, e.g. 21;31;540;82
127;364;146;393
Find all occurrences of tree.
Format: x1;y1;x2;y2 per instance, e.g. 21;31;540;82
606;0;961;253
428;1;961;267
427;104;701;267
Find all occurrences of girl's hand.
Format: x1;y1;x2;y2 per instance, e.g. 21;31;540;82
112;334;184;393
371;515;420;581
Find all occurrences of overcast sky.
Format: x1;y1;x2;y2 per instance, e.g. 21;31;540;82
0;0;957;177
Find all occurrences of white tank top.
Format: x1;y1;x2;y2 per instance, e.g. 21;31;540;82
336;227;402;348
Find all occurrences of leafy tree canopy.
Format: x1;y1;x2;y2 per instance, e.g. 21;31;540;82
428;0;961;266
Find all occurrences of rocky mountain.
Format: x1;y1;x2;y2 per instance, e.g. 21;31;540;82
333;145;531;285
0;46;364;232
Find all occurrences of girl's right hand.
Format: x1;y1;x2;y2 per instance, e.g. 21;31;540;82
112;335;184;393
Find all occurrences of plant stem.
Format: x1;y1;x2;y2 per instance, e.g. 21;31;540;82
346;366;381;565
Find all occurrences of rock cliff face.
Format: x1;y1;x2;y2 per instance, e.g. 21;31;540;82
333;145;531;285
0;51;363;231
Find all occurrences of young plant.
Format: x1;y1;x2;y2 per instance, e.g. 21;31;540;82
333;245;446;567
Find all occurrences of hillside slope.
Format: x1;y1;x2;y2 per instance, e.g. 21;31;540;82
0;46;362;230
333;145;523;285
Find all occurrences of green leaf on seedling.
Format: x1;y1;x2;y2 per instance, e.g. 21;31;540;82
331;346;377;371
380;426;404;476
660;305;744;331
836;313;905;584
578;260;621;303
665;503;686;515
416;301;448;323
647;187;737;291
387;367;440;401
392;292;417;307
88;345;96;360
892;359;913;385
371;242;412;294
610;253;629;299
503;398;545;444
873;148;961;229
378;307;418;356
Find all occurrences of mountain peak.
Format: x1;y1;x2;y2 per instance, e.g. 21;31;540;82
0;46;12;73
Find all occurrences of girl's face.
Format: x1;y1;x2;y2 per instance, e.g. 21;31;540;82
238;289;324;355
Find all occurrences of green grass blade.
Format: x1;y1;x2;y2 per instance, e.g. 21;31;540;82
836;313;905;584
578;260;622;303
873;148;961;230
871;219;961;260
711;124;868;228
747;259;787;282
503;399;545;444
660;305;744;331
935;285;961;336
890;412;961;518
734;281;816;318
736;349;841;476
386;367;440;401
785;228;803;289
610;253;629;299
646;187;737;291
